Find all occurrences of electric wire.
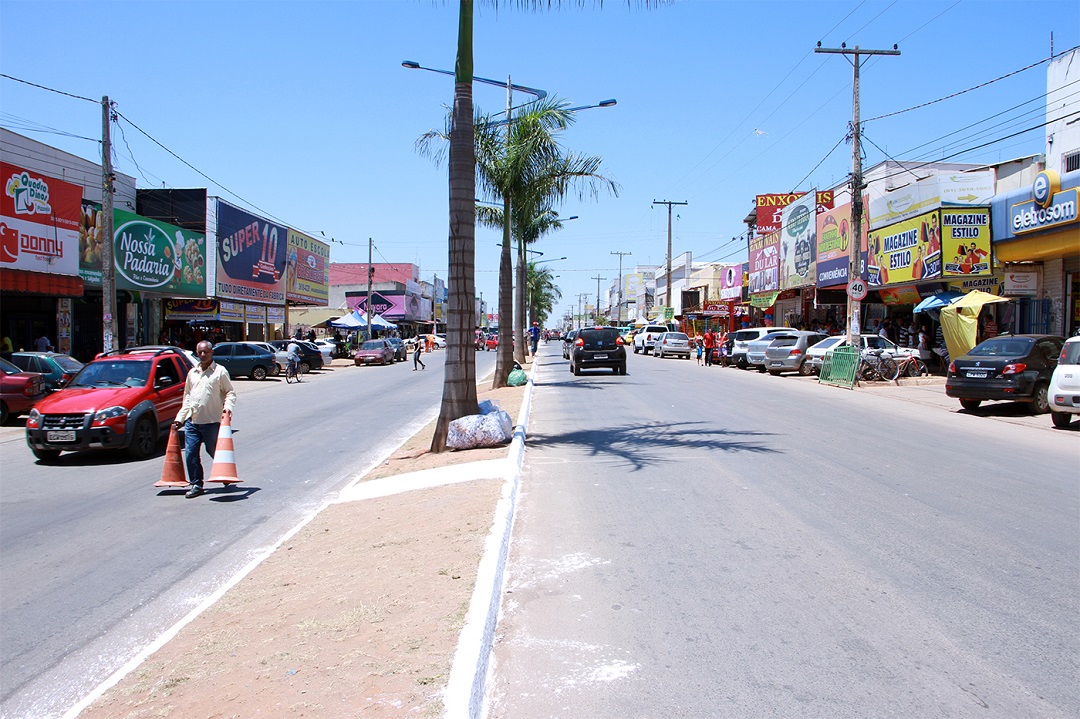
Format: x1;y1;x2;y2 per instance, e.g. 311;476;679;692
0;73;97;104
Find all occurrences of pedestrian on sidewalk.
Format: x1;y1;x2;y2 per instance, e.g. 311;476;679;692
703;329;716;367
695;335;704;365
413;341;426;370
173;341;236;499
528;321;540;356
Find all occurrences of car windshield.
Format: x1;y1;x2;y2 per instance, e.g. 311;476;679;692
361;341;383;350
733;331;760;341
70;360;150;387
811;337;843;351
968;337;1034;357
1063;341;1080;365
668;333;689;341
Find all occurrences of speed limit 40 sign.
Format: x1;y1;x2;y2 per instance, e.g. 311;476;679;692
847;278;868;301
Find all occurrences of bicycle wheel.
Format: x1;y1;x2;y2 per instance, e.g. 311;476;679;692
878;355;900;381
858;360;877;382
907;357;928;377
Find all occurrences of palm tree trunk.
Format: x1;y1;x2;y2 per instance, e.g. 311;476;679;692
493;195;514;389
431;0;478;452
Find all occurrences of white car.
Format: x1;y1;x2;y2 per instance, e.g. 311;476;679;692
804;334;915;375
653;331;692;359
1048;336;1080;428
632;325;670;354
314;339;338;363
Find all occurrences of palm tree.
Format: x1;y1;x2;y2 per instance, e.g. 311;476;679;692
527;261;562;327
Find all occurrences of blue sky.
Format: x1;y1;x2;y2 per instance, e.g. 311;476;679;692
2;0;1077;321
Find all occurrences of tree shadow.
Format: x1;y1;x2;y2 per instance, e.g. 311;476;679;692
529;420;781;471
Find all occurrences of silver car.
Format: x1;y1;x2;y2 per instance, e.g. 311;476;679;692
764;331;829;375
729;327;788;369
746;330;799;372
653;331;692;359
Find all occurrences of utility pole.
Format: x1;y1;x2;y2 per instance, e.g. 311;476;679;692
815;43;900;348
652;200;687;310
100;96;117;353
592;274;607;325
365;237;373;341
611;251;631;325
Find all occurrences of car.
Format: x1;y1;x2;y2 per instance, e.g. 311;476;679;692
354;339;396;366
632;325;670;354
248;341;287;376
571;326;627;375
25;346;193;461
485;333;499;351
763;331;829;375
653;331;692;359
803;336;847;375
1048;336;1080;428
746;330;801;372
211;341;277;380
803;334;915;375
385;337;409;362
4;351;84;392
562;329;578;359
727;327;788;369
269;340;324;372
0;356;47;424
945;334;1064;414
312;339;335;365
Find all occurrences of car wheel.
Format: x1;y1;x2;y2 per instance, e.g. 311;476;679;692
798;360;813;376
619;362;627;375
1051;410;1073;428
251;365;267;381
573;362;581;376
757;365;766;373
0;401;8;425
959;399;982;411
633;345;639;354
1030;383;1050;414
736;358;748;369
612;367;619;374
300;361;311;374
32;447;62;462
769;369;781;376
127;416;157;460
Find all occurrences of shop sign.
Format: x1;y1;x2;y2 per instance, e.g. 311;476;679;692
754;191;834;235
214;199;287;304
1010;170;1078;233
0;161;81;277
79;201;104;286
941;208;991;276
719;263;744;300
219;301;244;322
780;191;817;290
286;229;330;305
165;298;219;321
702;302;733;316
867;209;943;287
815;200;869;287
112;209;207;296
1003;270;1038;296
750;291;779;309
879;286;921;305
868;171;995;229
748;230;780;294
267;305;285;323
245;304;267;322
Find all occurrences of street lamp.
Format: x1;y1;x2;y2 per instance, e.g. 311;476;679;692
402;61;548;101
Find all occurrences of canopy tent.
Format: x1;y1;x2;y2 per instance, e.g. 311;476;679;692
329;311;398;330
939;290;1011;360
913;290;964;314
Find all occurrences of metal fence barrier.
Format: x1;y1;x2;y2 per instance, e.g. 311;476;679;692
818;345;860;389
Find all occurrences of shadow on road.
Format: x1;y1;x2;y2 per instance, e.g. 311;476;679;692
529;420;781;471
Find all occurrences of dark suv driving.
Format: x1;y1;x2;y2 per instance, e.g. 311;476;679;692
571;327;627;376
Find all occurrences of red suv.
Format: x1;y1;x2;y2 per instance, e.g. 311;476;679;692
25;346;193;462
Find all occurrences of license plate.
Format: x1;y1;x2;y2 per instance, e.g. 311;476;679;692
966;371;988;378
47;430;75;442
593;354;608;360
771;361;783;366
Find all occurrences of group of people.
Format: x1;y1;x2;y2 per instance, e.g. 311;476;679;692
692;329;728;367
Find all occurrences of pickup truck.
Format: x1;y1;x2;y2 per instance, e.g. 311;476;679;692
632;325;672;354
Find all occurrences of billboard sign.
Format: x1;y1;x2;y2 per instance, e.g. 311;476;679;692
79;201;104;286
941;208;991;276
866;210;943;287
113;208;207;296
779;191;817;290
868;171;995;229
719;263;744;300
214;199;286;304
286;229;330;305
815;201;869;287
755;191;834;235
0;162;81;276
748;230;780;295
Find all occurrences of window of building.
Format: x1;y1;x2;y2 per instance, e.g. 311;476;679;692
1064;150;1080;174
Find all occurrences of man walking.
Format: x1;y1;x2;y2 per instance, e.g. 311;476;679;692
528;321;541;356
173;341;236;498
413;340;426;371
703;328;716;367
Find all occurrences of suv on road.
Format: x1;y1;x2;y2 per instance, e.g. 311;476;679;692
632;325;670;355
25;346;194;461
571;327;627;375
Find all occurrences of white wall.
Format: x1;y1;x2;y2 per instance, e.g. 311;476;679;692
1046;49;1080;173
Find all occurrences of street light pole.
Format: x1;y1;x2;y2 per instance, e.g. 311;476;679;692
611;251;631;324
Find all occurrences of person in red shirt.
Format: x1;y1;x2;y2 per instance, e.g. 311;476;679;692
703;329;717;367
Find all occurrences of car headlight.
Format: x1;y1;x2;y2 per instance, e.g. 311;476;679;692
28;408;41;421
93;406;129;423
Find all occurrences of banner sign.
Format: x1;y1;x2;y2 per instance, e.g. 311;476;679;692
267;305;285;322
867;210;943;287
719;263;744;300
750;291;779;309
779;191;817;290
215;199;286;304
815;201;869;287
867;171;995;229
165;298;219;321
0;162;81;277
286;229;330;305
948;272;1006;295
755;191;834;235
1004;270;1037;296
346;290;424;321
879;286;922;305
1010;188;1078;234
748;230;780;295
941;208;991;276
79;201;104;286
113;208;207;296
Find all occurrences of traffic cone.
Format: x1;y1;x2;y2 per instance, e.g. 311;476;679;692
207;412;241;485
154;425;189;488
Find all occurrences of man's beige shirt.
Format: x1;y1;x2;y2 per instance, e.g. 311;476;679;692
176;362;237;425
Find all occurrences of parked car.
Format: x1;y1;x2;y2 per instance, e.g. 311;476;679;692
310;339;335;365
803;334;915;375
632;324;670;354
728;327;787;369
746;330;801;372
25;346;193;461
211;342;277;380
269;340;324;372
0;356;46;424
354;339;396;366
945;334;1064;413
764;331;829;375
4;351;84;391
1048;336;1080;428
248;341;287;376
385;337;409;362
653;331;692;359
561;329;578;359
571;326;627;375
485;333;499;351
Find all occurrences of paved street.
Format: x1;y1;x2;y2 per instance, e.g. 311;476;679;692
490;343;1079;718
0;350;490;719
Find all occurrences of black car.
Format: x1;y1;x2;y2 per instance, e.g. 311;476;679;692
945;334;1064;413
386;337;409;362
269;340;324;372
570;327;627;376
561;329;578;360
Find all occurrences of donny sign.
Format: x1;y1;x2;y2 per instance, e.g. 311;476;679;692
113;209;207;297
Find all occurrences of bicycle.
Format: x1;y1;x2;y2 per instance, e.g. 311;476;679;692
858;349;899;382
894;352;929;377
285;359;303;384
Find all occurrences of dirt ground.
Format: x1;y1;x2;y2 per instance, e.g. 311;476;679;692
77;375;528;719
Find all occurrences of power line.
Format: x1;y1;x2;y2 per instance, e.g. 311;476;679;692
0;73;96;103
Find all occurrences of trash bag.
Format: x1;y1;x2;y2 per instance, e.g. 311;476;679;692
477;399;500;415
446;410;514;449
507;368;528;386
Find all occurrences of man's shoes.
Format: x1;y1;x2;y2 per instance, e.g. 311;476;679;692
185;485;204;499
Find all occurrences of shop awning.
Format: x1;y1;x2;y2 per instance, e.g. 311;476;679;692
0;269;84;297
913;290;964;314
939;290;1011;359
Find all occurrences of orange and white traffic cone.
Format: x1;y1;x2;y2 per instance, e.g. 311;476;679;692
207;412;241;485
154;424;189;488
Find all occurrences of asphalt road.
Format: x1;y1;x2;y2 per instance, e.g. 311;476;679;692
489;344;1080;719
0;349;493;718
